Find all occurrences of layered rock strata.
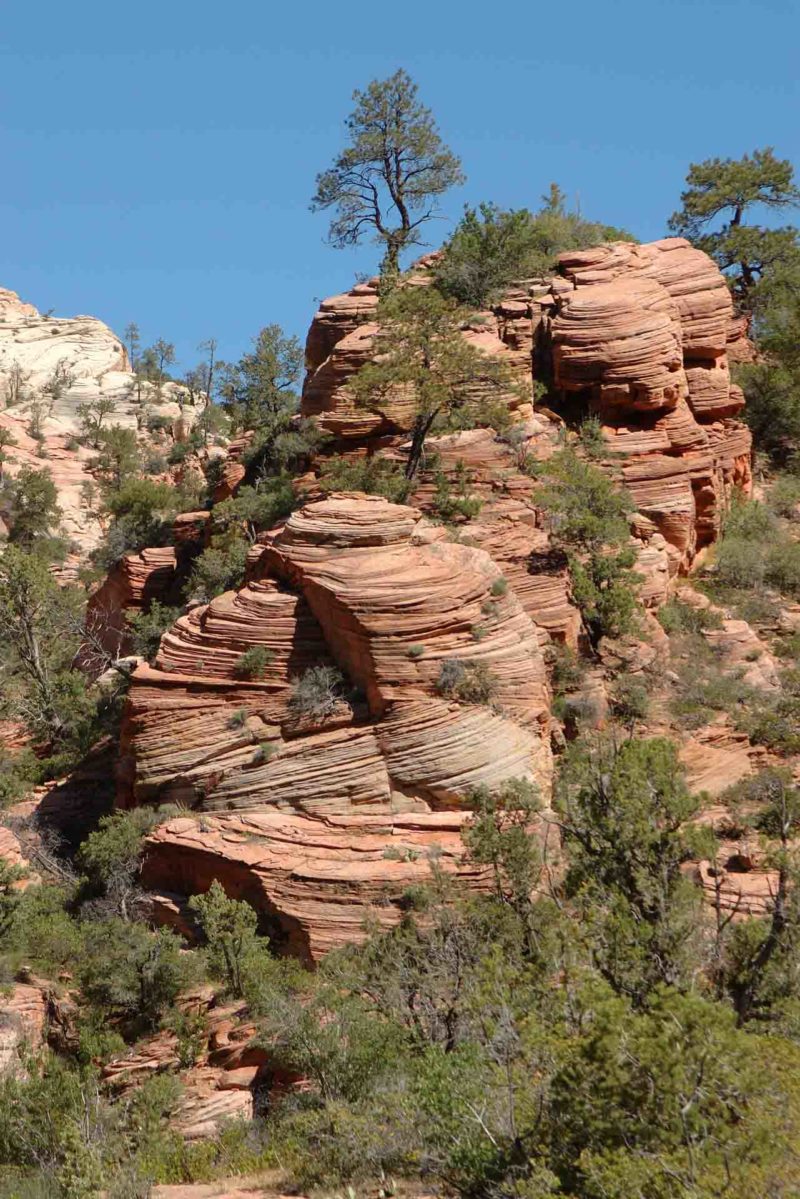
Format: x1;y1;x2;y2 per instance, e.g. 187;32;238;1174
546;238;752;561
122;494;553;960
300;238;752;573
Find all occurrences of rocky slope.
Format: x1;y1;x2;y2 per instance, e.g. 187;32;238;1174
108;236;762;967
0;285;206;555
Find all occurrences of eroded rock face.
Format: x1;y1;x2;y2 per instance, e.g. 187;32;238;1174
123;494;553;960
0;285;207;556
547;238;752;561
301;239;752;573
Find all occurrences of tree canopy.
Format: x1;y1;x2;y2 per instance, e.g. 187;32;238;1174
311;69;464;277
668;147;800;310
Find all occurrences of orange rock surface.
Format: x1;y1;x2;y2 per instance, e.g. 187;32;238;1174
121;494;553;959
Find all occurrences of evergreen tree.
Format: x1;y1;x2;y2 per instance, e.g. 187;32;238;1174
668;148;800;310
311;69;464;277
350;283;518;478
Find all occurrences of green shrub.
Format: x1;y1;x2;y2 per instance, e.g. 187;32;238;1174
189;880;268;998
79;920;196;1032
671;664;754;730
768;474;800;519
435;195;635;308
188;539;249;604
431;468;482;523
538;448;640;643
766;539;800;596
127;601;180;663
319;454;411;504
715;534;767;589
232;645;273;680
167;440;191;465
407;643;425;659
578;415;605;457
657;596;723;634
436;658;497;704
609;675;650;722
490;575;508;597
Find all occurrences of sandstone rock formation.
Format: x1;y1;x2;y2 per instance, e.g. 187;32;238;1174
546;238;752;563
102;988;270;1139
121;494;553;961
300;238;752;577
0;285;207;555
0;984;47;1077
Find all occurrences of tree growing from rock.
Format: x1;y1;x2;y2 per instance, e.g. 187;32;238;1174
668;147;800;310
436;188;635;308
311;69;464;278
76;396;116;448
538;447;641;644
350;284;517;478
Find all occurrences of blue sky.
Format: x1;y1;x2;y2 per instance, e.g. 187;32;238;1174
1;0;797;376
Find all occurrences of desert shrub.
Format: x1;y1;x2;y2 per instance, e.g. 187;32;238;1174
79;920;196;1033
766;539;800;596
768;473;800;519
77;807;174;920
189;881;277;999
740;693;800;755
431;466;483;523
165;440;189;465
578;415;605;457
556;737;710;1003
142;450;169;474
715;534;767;589
232;645;273;680
188;539;249;604
127;601;180;663
436;658;497;704
547;644;587;693
609;675;650;722
251;742;274;766
319;454;411;504
288;665;346;720
657;596;723;634
435;194;635;308
406;643;425;659
538;448;640;643
92;479;179;571
671;660;755;730
145;412;173;435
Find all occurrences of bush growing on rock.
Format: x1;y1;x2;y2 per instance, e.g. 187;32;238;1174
609;675;651;723
127;600;181;663
233;645;273;680
350;284;519;478
436;189;635;308
91;478;180;571
189;880;267;999
288;665;346;720
436;657;497;704
319;453;411;504
79;920;195;1033
538;448;641;644
1;465;62;550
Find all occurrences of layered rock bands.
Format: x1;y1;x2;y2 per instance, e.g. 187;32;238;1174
125;495;552;962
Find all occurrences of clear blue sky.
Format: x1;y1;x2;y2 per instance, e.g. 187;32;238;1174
1;0;797;376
